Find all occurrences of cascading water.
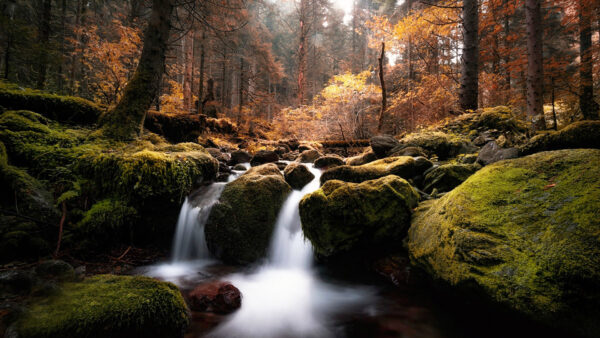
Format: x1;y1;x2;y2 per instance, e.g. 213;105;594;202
209;164;374;338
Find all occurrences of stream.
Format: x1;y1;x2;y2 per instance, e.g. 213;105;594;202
137;163;560;338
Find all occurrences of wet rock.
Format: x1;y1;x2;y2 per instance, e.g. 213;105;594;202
314;155;345;169
206;164;291;264
387;145;427;158
408;149;600;337
422;163;481;193
274;161;288;171
346;150;378;166
284;162;315;189
370;135;400;158
206;148;230;163
321;156;432;184
218;161;231;174
35;260;75;281
0;270;36;295
281;152;298;161
298;144;314;152
188;281;241;314
216;172;230;182
250;150;279;166
476;141;519;166
300;175;419;259
281;139;300;151
459;153;478;164
232;164;247;171
228;150;251;165
297;149;322;163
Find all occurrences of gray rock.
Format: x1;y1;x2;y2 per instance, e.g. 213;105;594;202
370;135;400;158
477;141;519;165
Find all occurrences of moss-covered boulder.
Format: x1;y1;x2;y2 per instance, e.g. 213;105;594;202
520;120;600;155
398;131;475;160
297;149;322;163
346;150;377;166
283;162;315;189
205;164;291;264
14;275;190;338
370;135;399;158
422;163;481;193
321;156;432;184
314;154;345;169
408;149;600;337
300;175;419;259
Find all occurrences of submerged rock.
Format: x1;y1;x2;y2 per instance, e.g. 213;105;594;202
314;154;345;169
188;281;242;314
370;135;399;158
422;163;481;193
14;275;190;338
283;162;315;189
300;175;419;259
321;156;432;184
520;120;600;155
408;149;600;337
205;164;291;264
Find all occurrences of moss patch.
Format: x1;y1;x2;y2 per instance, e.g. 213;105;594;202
205;164;291;264
321;156;432;184
398;131;474;160
422;163;481;193
300;175;419;259
408;149;600;337
520;120;600;155
15;275;190;338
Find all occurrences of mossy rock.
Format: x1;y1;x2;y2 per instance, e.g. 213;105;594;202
474;106;529;134
399;131;475;160
422;163;481;193
14;275;190;338
75;199;138;248
300;175;419;259
205;164;291;264
314;154;345;169
346;150;377;166
520;121;600;155
0;81;102;126
283;162;315;189
321;156;432;185
408;149;600;337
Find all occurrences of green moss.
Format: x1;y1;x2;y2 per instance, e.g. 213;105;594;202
0;81;102;125
15;275;190;338
475;106;529;133
205;163;291;264
76;199;138;247
520;120;600;155
422;163;481;193
300;175;419;259
321;156;431;184
408;149;600;337
399;131;474;160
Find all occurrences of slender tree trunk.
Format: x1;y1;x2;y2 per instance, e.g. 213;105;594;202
551;77;558;130
298;0;308;106
407;0;414;81
57;0;67;93
579;0;599;119
377;42;387;133
459;0;479;111
238;57;244;126
36;0;52;89
503;1;511;92
101;0;174;140
526;0;546;130
70;0;84;94
197;31;206;114
3;28;10;80
221;46;227;106
183;29;194;111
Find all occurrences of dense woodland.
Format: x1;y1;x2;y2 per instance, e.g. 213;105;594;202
0;0;599;337
1;0;598;140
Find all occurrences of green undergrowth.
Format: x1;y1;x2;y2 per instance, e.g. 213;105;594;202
0;109;218;259
15;275;190;338
0;81;102;125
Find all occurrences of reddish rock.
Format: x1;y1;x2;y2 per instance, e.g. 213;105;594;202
188;281;241;314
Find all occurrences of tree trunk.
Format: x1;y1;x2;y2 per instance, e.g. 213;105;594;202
197;31;206;114
36;0;52;89
101;0;174;140
183;29;194;111
579;0;599;119
525;0;546;130
503;0;511;92
238;57;244;126
57;0;67;92
377;42;387;133
459;0;479;111
298;0;308;106
70;0;84;94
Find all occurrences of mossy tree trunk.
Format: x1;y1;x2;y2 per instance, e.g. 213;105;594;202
101;0;174;140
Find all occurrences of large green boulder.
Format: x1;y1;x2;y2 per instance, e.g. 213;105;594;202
520;120;600;155
300;175;419;259
205;164;291;264
408;149;600;337
321;156;432;184
422;163;481;193
13;275;190;338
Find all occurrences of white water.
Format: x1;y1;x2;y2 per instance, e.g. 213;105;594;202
208;164;375;338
